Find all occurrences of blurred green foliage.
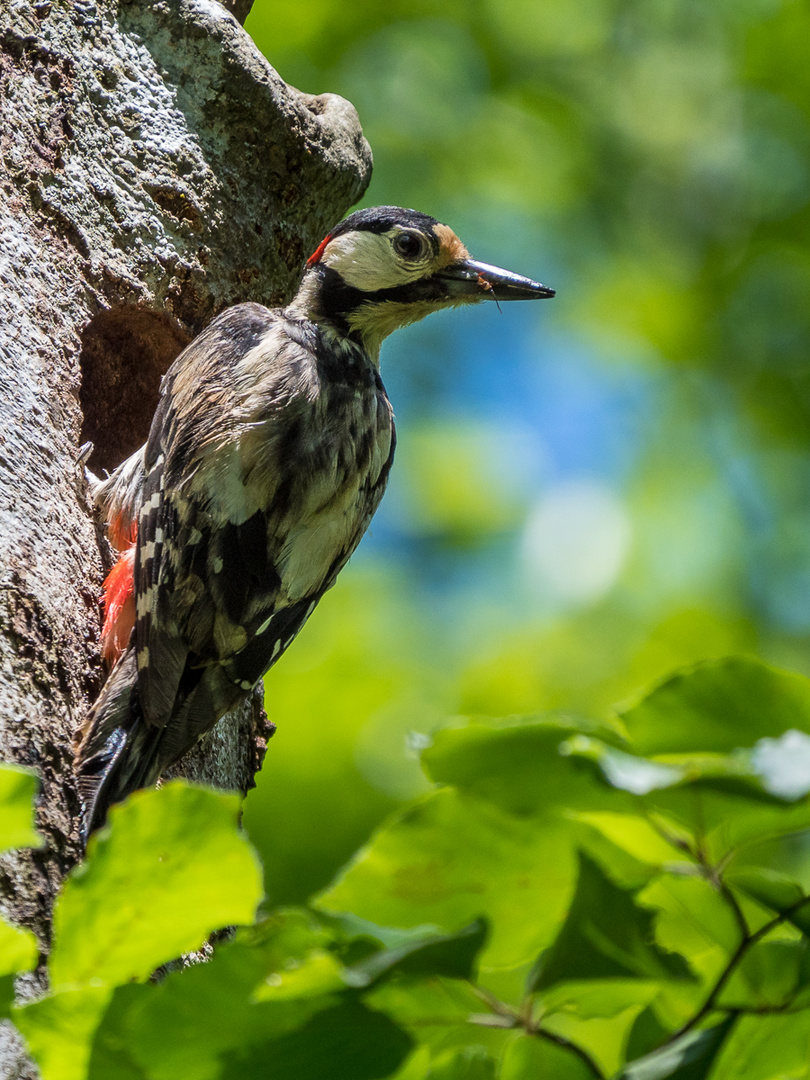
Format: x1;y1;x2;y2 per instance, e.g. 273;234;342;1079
9;660;810;1077
241;0;810;913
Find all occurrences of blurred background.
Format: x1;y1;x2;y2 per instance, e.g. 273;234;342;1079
241;0;810;905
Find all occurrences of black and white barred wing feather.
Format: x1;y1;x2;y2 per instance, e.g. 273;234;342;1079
76;302;396;836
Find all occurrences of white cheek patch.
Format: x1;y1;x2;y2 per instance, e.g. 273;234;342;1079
322;232;427;291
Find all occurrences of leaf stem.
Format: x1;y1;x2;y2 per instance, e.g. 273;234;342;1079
714;874;750;941
642;809;699;859
717;1002;797;1015
667;893;810;1042
468;983;606;1079
531;1025;607;1079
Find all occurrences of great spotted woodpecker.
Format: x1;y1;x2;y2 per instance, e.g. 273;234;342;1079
75;206;554;836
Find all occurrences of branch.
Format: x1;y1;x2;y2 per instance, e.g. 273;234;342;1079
667;893;810;1042
532;1025;607;1079
714;875;750;942
467;984;606;1079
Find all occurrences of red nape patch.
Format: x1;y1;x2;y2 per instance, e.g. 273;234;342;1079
108;510;137;553
306;232;332;268
101;543;136;666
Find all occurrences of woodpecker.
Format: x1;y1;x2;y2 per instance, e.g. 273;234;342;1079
74;206;554;837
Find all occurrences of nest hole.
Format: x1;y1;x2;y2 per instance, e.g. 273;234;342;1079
79;306;189;473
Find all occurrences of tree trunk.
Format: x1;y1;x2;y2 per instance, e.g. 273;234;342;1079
0;0;370;1071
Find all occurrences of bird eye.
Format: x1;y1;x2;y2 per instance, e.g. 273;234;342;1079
392;231;427;260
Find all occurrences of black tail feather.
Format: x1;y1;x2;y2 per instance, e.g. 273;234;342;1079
75;649;166;843
77;715;166;843
75;648;253;844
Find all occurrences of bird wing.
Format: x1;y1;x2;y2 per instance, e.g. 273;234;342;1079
134;441;358;727
131;303;282;727
133;424;191;728
132;303;396;729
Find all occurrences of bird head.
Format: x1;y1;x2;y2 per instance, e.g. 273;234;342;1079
295;206;554;358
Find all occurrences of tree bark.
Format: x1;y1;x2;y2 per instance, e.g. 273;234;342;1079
0;0;371;1071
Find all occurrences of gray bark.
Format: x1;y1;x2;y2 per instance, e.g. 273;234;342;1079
0;0;371;1072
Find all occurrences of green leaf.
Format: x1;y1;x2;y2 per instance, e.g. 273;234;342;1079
317;787;577;969
541;979;661;1021
365;974;484;1056
425;1046;496;1080
390;1047;433;1080
619;657;810;756
218;999;413;1080
543;1006;646;1078
50;783;263;989
793;942;810;1009
529;852;692;993
0;765;41;852
87;1020;148;1080
626;1006;675;1062
638;874;740;1027
566;727;810;859
617;1017;736;1080
0;919;37;976
0;917;39;1019
562;736;686;796
727;867;810;935
88;936;335;1080
564;735;799;807
255;949;346;1001
499;1036;595;1080
422;716;627;817
572;812;693;887
229;908;354;1003
710;1011;810;1078
325;911;451;952
0;976;14;1020
343;919;488;988
726;867;805;912
718;940;805;1009
243;907;336;969
14;985;113;1080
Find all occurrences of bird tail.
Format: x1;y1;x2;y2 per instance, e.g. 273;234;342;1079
74;647;165;842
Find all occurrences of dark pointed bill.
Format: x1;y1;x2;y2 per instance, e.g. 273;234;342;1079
438;259;555;301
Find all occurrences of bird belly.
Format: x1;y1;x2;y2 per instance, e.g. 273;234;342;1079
277;476;378;601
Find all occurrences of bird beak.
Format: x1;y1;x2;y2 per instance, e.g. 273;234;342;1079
437;259;555;301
